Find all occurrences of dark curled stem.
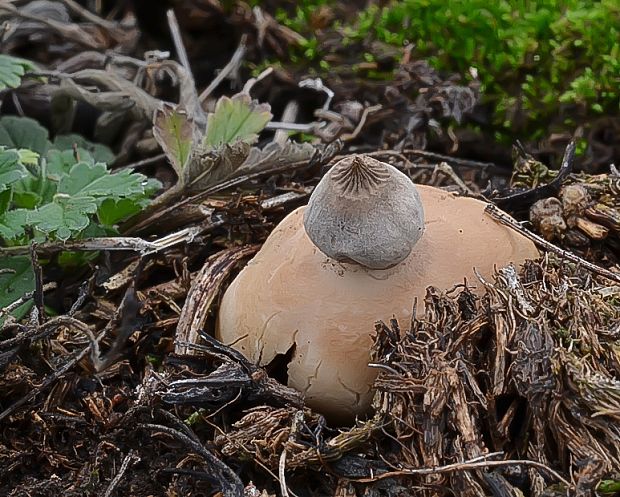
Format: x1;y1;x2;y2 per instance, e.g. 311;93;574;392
139;423;243;497
492;140;576;209
29;242;45;323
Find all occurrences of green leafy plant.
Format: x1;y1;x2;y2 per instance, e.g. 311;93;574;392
153;93;273;196
0;54;37;91
151;91;315;219
0;255;35;322
0;116;160;323
275;1;328;36
0;117;158;243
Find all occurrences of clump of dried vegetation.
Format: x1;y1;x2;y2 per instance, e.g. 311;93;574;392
1;1;620;496
209;257;620;496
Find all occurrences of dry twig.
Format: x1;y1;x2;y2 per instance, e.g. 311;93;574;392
485;204;620;284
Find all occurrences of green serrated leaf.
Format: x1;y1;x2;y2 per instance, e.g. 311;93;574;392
0;255;35;324
58;162;148;202
30;194;97;241
13;156;56;207
0;130;158;244
46;148;94;179
0;148;28;192
97;198;143;226
0;116;49;155
204;93;272;148
0;54;37;91
153;104;196;176
52;134;115;164
0;209;28;240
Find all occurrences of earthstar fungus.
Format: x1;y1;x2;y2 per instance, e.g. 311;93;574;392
304;155;425;269
216;155;539;423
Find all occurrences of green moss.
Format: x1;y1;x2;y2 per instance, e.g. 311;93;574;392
276;0;620;140
275;0;330;32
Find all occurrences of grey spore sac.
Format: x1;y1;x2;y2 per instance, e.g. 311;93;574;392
303;155;425;269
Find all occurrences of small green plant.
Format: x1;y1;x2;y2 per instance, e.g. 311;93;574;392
275;0;329;35
203;94;272;148
598;479;620;495
275;0;328;62
0;116;160;322
153;92;272;194
0;117;158;244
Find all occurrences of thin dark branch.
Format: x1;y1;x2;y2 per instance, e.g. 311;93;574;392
355;456;571;488
102;451;139;497
485;203;620;284
0;283;56;321
139;423;243;497
29;243;45;323
1;228;206;256
124;156;320;234
492;140;576;208
403;148;506;174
